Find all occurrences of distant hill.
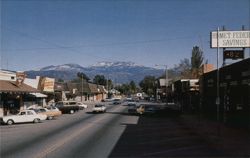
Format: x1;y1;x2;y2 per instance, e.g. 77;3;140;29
26;62;164;84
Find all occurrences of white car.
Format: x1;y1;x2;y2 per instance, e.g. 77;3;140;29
1;110;47;125
77;102;88;110
92;104;107;113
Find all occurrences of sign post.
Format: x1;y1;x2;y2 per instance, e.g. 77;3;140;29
216;28;220;137
211;29;250;137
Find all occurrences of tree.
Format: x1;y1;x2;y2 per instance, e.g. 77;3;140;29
129;81;137;94
173;58;192;79
139;76;156;96
57;78;64;82
77;72;90;81
121;84;130;95
191;46;204;78
93;75;107;86
107;79;113;90
113;81;138;96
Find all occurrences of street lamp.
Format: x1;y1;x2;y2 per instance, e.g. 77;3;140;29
155;64;168;103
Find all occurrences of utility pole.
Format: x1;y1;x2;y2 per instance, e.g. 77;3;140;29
81;76;83;102
155;64;168;104
216;27;221;136
165;65;168;103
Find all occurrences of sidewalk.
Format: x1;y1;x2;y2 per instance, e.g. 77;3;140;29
180;114;250;157
110;112;250;157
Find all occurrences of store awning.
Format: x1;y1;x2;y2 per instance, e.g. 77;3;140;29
0;80;39;93
30;93;47;98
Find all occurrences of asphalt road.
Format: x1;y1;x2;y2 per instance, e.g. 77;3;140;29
0;102;139;158
1;102;231;158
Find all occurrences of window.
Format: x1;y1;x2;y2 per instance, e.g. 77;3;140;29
27;111;33;115
69;102;76;105
20;112;26;115
56;102;63;107
39;109;46;112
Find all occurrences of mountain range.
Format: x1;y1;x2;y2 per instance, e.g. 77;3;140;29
26;61;164;84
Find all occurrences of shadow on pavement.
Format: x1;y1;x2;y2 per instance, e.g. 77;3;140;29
108;109;249;158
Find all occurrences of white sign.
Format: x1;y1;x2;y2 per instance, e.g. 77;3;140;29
43;77;55;92
211;31;250;48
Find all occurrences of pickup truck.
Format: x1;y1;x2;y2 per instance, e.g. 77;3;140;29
55;101;80;114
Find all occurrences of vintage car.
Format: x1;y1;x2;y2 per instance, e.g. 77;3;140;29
128;104;138;114
77;102;88;110
55;101;80;114
1;110;47;125
29;107;62;120
92;104;107;113
136;104;158;115
112;99;122;105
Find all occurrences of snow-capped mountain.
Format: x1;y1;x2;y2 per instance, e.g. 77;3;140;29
91;61;142;67
27;62;163;84
39;63;84;71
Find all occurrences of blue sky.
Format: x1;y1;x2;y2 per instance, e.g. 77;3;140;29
1;0;249;71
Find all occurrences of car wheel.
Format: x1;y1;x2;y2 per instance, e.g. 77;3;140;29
70;110;75;114
7;119;14;125
47;116;53;120
33;118;40;123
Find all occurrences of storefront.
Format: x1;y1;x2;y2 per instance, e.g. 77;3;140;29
0;80;39;116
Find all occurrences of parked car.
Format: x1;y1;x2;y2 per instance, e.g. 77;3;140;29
77;102;88;110
143;105;157;114
128;104;138;114
127;101;138;106
136;104;157;115
29;107;62;120
104;98;114;102
55;101;80;114
1;110;47;125
112;99;122;105
135;104;143;114
92;104;107;113
46;106;61;112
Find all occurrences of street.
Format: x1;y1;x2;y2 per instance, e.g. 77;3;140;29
1;102;240;158
0;102;139;158
1;1;250;157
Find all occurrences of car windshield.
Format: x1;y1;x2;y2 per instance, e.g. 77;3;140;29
55;102;63;106
32;109;40;113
